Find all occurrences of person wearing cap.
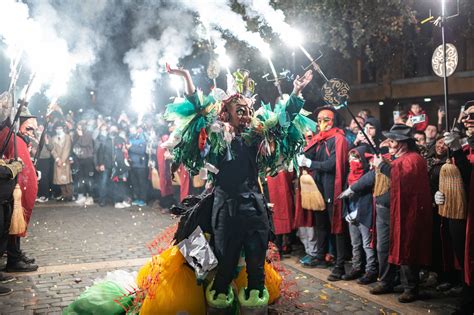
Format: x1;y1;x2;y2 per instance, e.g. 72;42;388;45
372;124;432;303
354;117;383;150
0;106;39;272
297;106;349;281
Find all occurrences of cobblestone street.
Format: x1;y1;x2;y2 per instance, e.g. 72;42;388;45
0;203;459;314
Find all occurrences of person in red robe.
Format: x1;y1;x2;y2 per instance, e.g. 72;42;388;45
443;104;474;314
373;124;432;303
297;106;349;281
178;164;191;202
266;170;294;255
156;134;174;208
0;107;39;272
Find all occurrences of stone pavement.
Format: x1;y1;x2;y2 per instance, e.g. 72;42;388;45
0;202;459;314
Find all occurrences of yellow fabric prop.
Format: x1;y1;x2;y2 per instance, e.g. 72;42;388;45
138;246;206;315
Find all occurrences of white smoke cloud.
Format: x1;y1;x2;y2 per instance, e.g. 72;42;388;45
124;8;195;118
0;0;101;100
237;0;301;46
177;0;270;55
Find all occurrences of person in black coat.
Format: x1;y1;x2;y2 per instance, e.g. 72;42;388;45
341;147;394;294
338;145;378;285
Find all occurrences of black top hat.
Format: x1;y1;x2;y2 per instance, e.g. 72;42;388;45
382;124;414;141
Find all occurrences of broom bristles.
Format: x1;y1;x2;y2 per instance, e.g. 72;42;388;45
192;175;205;188
439;161;467;219
151;168;160;190
300;170;325;211
374;169;390;197
9;184;26;235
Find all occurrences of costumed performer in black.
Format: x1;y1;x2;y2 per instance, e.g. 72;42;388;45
166;66;313;314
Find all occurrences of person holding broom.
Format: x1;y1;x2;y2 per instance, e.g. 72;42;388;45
0;157;23;295
441;104;474;314
372;124;432;303
296;106;349;281
0;107;39;272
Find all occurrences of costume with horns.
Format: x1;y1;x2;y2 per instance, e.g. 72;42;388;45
161;70;314;312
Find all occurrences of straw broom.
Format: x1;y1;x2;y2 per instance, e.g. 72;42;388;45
438;159;467;219
151;167;160;190
9;184;26;235
192;175;205;188
299;170;325;211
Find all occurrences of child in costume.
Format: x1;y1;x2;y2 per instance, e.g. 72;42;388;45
164;66;313;314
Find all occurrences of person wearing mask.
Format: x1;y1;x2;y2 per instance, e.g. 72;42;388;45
441;105;474;314
428;136;470;295
34;124;53;203
73;122;95;206
373;124;432;303
338;146;378;285
96;125;131;208
0;158;24;295
95;125;111;207
297;106;349;281
128;125;148;207
51;122;73;201
0;107;39;272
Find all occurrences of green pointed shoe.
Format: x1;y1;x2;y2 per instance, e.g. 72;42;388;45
206;282;235;314
238;287;269;315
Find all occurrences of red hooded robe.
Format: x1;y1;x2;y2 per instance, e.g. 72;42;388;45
0;128;38;237
304;127;348;234
178;164;190;202
465;152;474;286
388;151;432;266
266;171;294;235
156;135;174;198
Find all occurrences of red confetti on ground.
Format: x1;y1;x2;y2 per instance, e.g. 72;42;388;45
266;242;300;307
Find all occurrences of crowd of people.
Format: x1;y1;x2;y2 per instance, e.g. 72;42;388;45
1;85;474;313
31;106;188;209
266;101;474;310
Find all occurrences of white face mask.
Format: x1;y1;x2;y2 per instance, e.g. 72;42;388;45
56;129;65;137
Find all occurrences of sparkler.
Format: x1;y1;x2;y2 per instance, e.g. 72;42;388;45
8;51;23;93
218;54;232;75
261;48;284;97
170;75;184;98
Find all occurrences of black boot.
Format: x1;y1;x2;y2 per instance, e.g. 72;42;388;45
327;267;345;282
341;268;363;281
0;286;13;296
398;289;419;303
20;251;35;264
6;260;38;272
